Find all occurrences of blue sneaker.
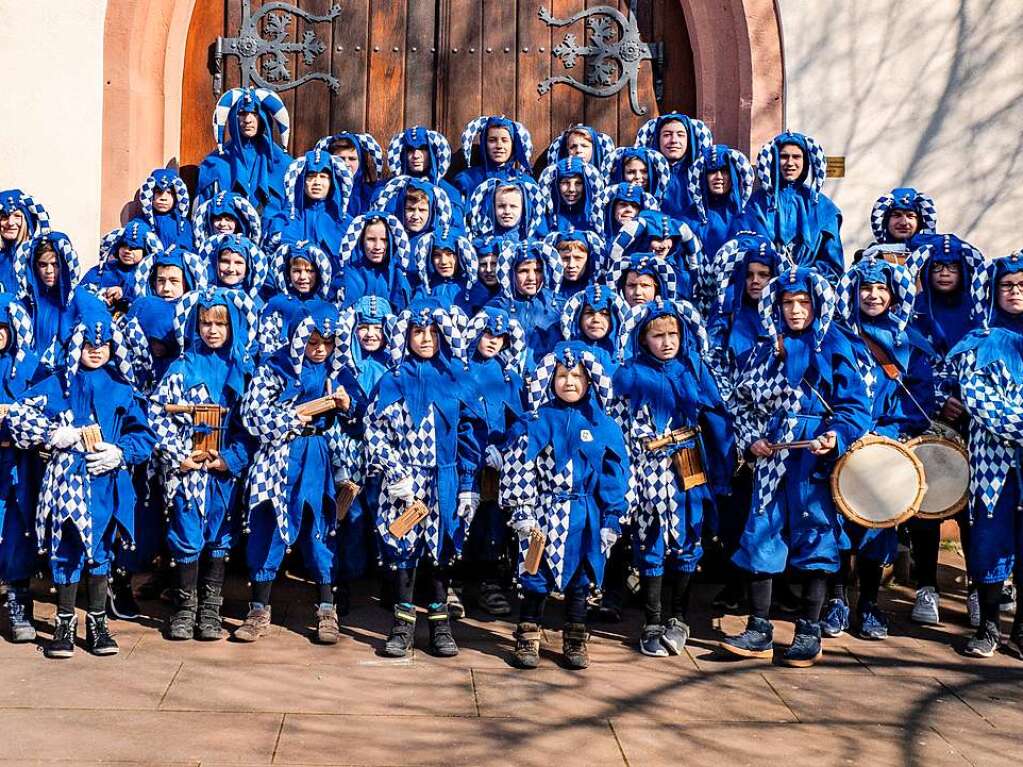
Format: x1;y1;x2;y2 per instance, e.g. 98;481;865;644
782;619;823;667
857;602;889;640
721;616;774;658
821;599;850;638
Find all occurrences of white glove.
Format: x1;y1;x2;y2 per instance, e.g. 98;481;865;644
385;475;415;503
457;491;479;520
600;527;619;553
50;425;80;450
485;445;504;470
511;516;537;539
85;442;123;475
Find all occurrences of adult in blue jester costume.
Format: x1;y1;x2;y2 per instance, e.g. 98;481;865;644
0;294;49;643
385;126;464;217
129;169;195;251
545;124;616;177
262;149;354;259
488;239;564;370
547;228;606;301
9;301;155;659
608;210;702;306
0;189;50;293
239;301;362;645
949;251;1023;658
336;211;413;311
821;257;936;642
461;307;527;617
365;299;485;658
83;221;164;311
258;240;336;358
372;176;456;256
869;187;938;247
465;176;547;241
592;182;660;242
150;288;254;642
612;298;733;658
330;295;394;614
15;230;81;365
634;112;714;220
734;131;844;282
191;191;263;251
411;226;477;313
196;87;293;209
453;115;534;200
314;130;384;217
500;341;629;669
537;157;605;234
559;283;628;375
721;266;870;668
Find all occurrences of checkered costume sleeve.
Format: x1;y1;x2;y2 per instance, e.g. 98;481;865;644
497;431;537;523
241;364;303;443
363;399;409;486
960;356;1023;446
609;395;642;516
8;396;57;450
731;369;770;454
149;373;195;469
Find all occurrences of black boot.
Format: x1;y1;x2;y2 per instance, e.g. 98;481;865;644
45;612;77;659
512;622;541;669
427;604;459;657
4;586;36;643
195;558;225;641
562;623;590;669
85;612;119;656
382;603;416;657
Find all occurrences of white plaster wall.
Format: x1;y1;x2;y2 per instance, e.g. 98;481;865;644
0;0;107;266
778;0;1023;259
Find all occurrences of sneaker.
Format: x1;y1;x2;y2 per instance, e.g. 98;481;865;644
85;612;119;656
233;603;272;643
967;589;981;628
446;585;465;620
477;581;512;616
315;604;341;645
661;617;690;655
3;588;36;643
44;612;77;659
1000;582;1017;615
721;616;774;659
821;599;850;638
857;602;889;640
782;619;823;668
964;621;1001;658
911;587;941;625
639;624;669;657
107;580;140;620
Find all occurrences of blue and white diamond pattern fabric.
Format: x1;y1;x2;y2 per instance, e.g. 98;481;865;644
627;404;680;547
151;373;213;521
213;88;290;151
385;128;452;179
191;193;262;251
281;152;355;218
460;116;532;168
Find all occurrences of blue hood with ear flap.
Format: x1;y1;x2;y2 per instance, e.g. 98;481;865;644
593;182;660;241
270;240;334;301
871;187;938;244
466;177;546;241
454;115;534;200
608;210;701;302
609;147;671;199
559;282;627;368
538;157;605;234
175;287;250;401
609;252;680;304
0;189;51;289
312;131;384;216
759;265;838;386
201;232;267;295
906;232;983;354
372;176;454;252
340;294;393;396
949;252;1023;382
545;228;607;295
387;126;452;184
137;169;193;250
193;192;262;250
336;211;413;311
634;113;714;219
546;125;617;176
684;144;754;267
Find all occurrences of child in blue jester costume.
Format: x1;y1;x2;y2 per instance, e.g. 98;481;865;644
721;266;870;668
608;210;702;307
466;176;547;242
200;233;267;358
488;239;564;371
330;295;394;616
83;221;164;313
460;307;527;617
547;228;606;301
191;191;263;252
869;187;938;248
149;288;255;642
592;182;660;242
364;299;485;658
679;144;755;269
386;126;464;218
608;146;671;201
0;293;50;643
537;157;605;234
9;301;155;659
336;211;413;312
262;149;354;259
500;341;629;670
453;115;534;200
258;240;335;359
314;131;384;217
634;112;714;220
0;189;50;293
372;176;456;256
821;257;937;642
411;226;477;314
546;124;616;177
733;131;844;283
949;251;1023;658
14;231;81;365
613;298;734;658
238;302;362;645
609;253;680;320
196;87;293;209
129;169;195;251
465;236;508;314
559;283;628;376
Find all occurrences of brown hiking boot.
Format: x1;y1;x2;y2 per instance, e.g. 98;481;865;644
315;604;341;645
512;622;541;669
233;604;271;642
562;622;590;669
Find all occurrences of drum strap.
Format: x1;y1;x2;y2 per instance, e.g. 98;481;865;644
858;333;902;382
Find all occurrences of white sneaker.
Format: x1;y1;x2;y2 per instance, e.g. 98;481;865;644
912;586;940;625
967;589;981;628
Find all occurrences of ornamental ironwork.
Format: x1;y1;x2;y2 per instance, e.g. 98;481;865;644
213;0;342;95
537;4;661;116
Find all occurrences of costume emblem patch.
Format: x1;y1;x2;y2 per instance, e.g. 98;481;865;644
580;430;593;442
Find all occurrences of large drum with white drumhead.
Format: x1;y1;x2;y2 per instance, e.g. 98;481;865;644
904;434;970;521
830;435;927;529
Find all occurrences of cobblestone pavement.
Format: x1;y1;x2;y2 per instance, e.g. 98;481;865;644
0;549;1020;766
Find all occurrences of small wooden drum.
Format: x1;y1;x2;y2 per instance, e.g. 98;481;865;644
830;434;926;529
904;434;970;521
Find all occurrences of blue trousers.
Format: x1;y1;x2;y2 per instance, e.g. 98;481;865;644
51;514;116;585
166;475;237;564
0;502;36;583
247;501;335;584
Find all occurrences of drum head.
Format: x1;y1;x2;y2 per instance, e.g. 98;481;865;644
831;436;925;528
907;436;970;520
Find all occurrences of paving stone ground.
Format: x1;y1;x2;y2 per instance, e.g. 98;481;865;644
1;549;1021;766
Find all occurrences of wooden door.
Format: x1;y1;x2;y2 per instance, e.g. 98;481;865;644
180;0;695;179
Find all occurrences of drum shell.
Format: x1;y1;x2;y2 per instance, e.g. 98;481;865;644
905;434;970;521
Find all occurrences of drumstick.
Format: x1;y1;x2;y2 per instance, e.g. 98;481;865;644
766;440;817;451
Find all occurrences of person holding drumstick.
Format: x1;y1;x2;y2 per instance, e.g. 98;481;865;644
721;267;870;667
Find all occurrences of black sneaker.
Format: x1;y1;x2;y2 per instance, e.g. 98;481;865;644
86;612;119;656
639;624;669;657
782;619;823;667
661;618;690;655
107;580;140;620
382;603;416;658
965;621;1001;658
45;612;77;659
721;616;774;659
